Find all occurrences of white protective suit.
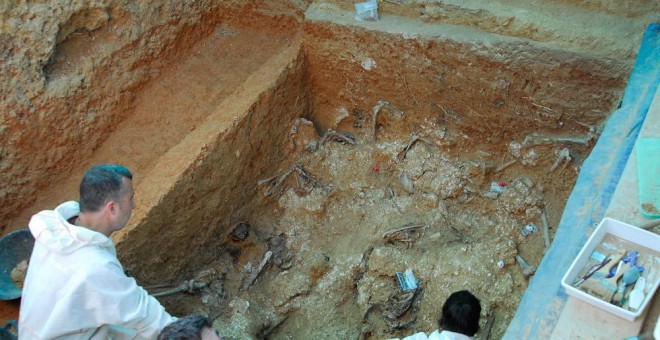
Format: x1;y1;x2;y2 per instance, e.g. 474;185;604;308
395;330;473;340
19;201;176;340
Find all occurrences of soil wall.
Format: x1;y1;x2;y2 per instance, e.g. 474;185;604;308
113;39;310;283
324;0;658;60
0;1;307;232
304;4;630;143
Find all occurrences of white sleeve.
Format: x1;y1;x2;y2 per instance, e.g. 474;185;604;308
401;331;431;340
83;260;176;339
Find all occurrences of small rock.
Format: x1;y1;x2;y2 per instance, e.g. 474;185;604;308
230;222;250;242
482;191;499;200
522;223;537;237
420;192;438;209
268;234;295;269
305;140;319;152
336;106;350;126
11;259;28;288
227;245;241;263
361;58;376;71
518;176;535;188
508;141;522;158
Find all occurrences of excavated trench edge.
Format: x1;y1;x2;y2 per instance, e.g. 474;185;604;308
505;23;660;339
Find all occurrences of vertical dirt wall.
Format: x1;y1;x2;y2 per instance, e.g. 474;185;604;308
303;5;630;143
0;1;217;229
0;0;309;232
114;40;310;283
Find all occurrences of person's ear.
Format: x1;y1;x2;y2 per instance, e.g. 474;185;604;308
105;200;117;215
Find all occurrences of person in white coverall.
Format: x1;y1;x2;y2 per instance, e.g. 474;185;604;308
19;164;176;339
397;290;481;340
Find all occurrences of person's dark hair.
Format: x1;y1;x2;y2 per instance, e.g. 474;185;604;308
79;164;133;213
158;315;214;340
439;290;481;336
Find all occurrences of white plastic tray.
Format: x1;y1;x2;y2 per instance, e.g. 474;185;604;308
561;218;660;321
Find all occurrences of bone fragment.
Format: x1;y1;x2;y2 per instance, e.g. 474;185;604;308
258;167;294;196
515;255;536;279
382;223;427;239
541;211;551;251
548;148;571;173
319;129;356;146
400;171;415;194
150;269;216;297
496;159;517;173
398;132;434;160
371;100;404;142
481;191;499;200
259;164;328;196
523;134;590;148
241;250;273;291
151;279;208;297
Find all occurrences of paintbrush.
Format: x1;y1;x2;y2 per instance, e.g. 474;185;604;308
595;262;632;302
579;250;625;298
611;266;640;305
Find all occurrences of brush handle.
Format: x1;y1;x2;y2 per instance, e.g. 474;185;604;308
574;257;612;286
604;262;630;286
641;219;660;230
593;250;625;278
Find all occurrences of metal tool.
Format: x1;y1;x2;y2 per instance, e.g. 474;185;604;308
573;256;612;287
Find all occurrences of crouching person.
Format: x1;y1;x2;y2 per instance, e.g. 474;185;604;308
19;164;176;339
400;290;481;340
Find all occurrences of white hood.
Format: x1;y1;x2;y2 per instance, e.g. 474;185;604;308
29;201;113;255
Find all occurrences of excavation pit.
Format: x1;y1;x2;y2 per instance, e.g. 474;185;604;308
111;8;626;339
1;1;657;339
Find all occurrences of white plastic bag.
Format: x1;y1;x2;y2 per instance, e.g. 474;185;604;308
355;0;379;22
396;268;419;291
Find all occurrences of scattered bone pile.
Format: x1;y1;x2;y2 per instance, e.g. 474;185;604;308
157;101;593;339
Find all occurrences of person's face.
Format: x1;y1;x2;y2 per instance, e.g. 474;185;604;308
111;177;135;232
201;327;222;340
